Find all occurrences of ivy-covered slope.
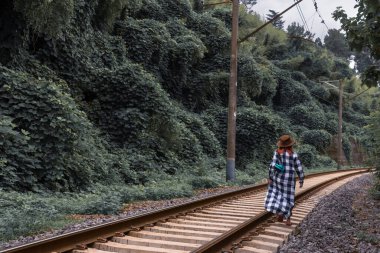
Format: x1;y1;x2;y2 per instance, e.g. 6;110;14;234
0;0;375;192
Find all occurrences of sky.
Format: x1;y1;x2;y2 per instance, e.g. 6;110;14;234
251;0;358;40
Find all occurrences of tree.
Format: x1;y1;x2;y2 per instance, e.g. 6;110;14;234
287;22;314;39
287;22;315;50
240;0;257;13
315;37;323;47
354;49;378;74
333;0;380;186
324;29;351;59
333;0;380;86
266;9;285;30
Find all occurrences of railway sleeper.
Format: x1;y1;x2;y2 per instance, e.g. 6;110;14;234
111;236;201;251
180;215;243;224
128;230;211;244
188;212;250;221
94;241;188;253
155;221;230;233
169;218;237;228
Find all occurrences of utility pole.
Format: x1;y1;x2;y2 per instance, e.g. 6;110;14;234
226;0;239;181
337;79;344;170
226;0;306;181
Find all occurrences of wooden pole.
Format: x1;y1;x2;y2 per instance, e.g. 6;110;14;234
226;0;239;181
337;79;343;170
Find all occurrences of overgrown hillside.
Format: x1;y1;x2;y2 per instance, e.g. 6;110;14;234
0;0;378;193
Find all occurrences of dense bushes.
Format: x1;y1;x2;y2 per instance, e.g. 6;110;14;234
301;130;332;153
272;74;312;109
289;103;327;130
235;107;289;168
13;0;74;37
0;0;371;196
297;144;317;168
0;67;113;191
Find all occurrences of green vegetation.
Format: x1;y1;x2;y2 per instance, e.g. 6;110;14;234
334;0;380;191
0;0;378;242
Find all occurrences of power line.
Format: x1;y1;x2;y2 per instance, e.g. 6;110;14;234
309;11;317;31
294;0;311;34
311;0;329;31
239;0;306;43
347;87;372;102
310;91;336;106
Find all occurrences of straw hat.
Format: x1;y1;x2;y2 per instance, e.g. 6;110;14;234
277;135;295;147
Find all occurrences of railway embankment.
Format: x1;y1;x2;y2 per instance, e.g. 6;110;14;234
280;174;379;253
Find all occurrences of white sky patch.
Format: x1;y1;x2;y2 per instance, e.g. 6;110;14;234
251;0;357;40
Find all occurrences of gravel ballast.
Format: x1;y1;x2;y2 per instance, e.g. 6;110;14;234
280;174;379;253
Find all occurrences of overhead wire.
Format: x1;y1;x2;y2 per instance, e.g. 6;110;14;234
309;11;317;31
311;0;329;31
293;0;312;37
295;1;310;32
309;91;336;106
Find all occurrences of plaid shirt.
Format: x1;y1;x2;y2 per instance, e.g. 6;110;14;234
264;150;304;218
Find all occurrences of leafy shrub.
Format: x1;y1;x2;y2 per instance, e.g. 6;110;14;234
264;43;289;60
177;110;222;158
297;144;317;168
310;86;330;103
186;12;230;55
291;71;307;82
240;161;268;184
301;130;332;153
343;108;367;127
272;73;312;109
115;18;173;70
315;155;337;169
298;50;334;79
0;116;38;190
343;135;352;162
330;58;353;79
75;192;123;215
290;124;308;136
325;112;339;135
0;67;113;191
0;191;74;242
190;176;222;189
238;56;264;99
95;0;143;30
235;107;289;168
352;100;370;115
13;0;74;37
289;103;327;130
253;63;278;106
344;124;363;137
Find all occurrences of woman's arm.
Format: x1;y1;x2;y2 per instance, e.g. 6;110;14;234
268;151;276;182
294;153;304;187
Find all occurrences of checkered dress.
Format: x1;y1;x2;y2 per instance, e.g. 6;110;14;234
264;150;304;218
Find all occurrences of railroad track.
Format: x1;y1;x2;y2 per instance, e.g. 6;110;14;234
2;168;370;253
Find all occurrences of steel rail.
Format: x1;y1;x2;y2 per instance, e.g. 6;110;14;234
191;168;369;253
1;168;370;253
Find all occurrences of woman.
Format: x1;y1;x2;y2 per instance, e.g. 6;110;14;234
264;134;304;226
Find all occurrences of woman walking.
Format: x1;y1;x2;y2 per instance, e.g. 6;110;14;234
264;134;304;226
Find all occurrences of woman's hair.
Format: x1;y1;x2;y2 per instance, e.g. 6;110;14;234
277;146;293;154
